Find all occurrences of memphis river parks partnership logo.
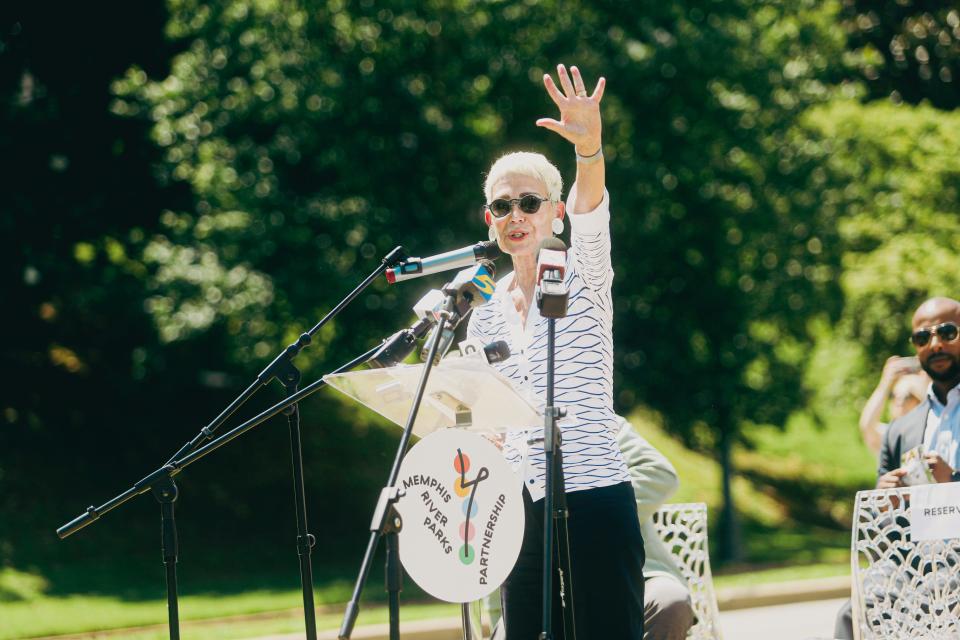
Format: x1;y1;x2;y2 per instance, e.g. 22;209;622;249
395;429;525;603
454;447;492;565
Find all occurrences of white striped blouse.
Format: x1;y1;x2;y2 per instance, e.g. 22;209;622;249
467;183;630;501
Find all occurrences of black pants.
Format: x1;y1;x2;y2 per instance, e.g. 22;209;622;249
501;481;646;640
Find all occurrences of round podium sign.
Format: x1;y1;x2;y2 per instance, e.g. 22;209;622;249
395;429;524;603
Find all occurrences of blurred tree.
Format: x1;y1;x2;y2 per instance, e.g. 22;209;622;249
118;0;850;561
842;0;960;108
800;99;960;406
0;1;185;566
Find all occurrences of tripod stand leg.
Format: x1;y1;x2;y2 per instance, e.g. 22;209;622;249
280;364;318;640
288;410;318;639
385;522;403;640
153;480;180;640
555;509;576;640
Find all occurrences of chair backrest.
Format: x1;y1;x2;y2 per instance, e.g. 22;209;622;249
851;487;960;640
652;502;724;640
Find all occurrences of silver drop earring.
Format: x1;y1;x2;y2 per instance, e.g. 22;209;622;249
551;217;565;235
488;224;498;242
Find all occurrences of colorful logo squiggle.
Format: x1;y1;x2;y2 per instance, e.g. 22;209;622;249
453;448;489;565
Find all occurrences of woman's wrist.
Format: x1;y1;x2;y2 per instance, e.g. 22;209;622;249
576;141;602;156
575;144;603;165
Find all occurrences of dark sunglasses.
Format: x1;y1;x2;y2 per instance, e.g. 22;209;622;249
911;321;960;347
486;194;552;219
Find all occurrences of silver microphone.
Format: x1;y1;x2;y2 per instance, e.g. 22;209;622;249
385;240;500;284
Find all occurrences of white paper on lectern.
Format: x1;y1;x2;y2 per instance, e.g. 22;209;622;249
323;356;542;437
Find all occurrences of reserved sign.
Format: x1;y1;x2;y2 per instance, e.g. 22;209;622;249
910;482;960;541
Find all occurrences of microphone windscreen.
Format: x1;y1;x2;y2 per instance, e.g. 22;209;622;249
536;237;567;282
483;340;511;364
413;289;446;321
476;240;502;260
446;262;496;309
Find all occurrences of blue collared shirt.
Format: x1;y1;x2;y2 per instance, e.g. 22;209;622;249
922;381;960;471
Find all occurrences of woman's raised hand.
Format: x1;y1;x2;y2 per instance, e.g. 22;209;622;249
536;64;605;156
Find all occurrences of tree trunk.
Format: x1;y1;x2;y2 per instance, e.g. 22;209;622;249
717;424;743;563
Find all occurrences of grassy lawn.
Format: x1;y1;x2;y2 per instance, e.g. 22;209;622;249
712;561;848;589
0;584;458;640
631;405;875;568
2;563;853;640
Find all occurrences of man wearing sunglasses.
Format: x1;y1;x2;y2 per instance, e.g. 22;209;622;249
877;296;960;490
835;297;960;640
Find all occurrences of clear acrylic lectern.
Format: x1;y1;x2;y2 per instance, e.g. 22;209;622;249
323;355;542;437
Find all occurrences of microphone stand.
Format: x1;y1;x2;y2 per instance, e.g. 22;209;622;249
537;271;575;640
56;343;381;628
57;246;407;640
338;301;458;640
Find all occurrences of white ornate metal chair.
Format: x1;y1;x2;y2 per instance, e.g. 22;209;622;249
652;502;723;640
850;487;960;640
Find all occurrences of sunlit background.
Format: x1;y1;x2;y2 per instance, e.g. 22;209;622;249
2;1;959;637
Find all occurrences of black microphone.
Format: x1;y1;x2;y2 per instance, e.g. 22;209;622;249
368;317;433;368
483;340;511;364
536;238;569;319
368;288;448;368
385;240;500;284
451;338;512;364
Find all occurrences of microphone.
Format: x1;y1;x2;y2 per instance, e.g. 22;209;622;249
535;238;569;319
385;240;501;284
483;340;511;364
412;288;446;323
368;317;433;368
536;237;567;283
441;261;497;322
457;338;512;364
421;262;498;365
369;288;447;368
420;325;457;365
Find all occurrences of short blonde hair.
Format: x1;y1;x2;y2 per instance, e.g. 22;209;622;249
483;151;563;202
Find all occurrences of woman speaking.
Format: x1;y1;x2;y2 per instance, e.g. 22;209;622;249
467;64;645;639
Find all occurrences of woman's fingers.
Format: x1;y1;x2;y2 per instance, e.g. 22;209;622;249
535;118;566;136
542;74;565;107
591;76;606;102
556;63;576;98
570;65;587;96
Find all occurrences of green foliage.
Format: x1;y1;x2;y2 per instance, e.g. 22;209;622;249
843;1;960;108
113;0;851;455
801;99;960;386
7;0;960;587
105;0;853;562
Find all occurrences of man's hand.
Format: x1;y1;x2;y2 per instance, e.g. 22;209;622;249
877;468;908;490
881;355;919;383
925;452;956;483
536;64;604;156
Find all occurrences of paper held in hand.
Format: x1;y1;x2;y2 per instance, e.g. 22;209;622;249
900;445;935;487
